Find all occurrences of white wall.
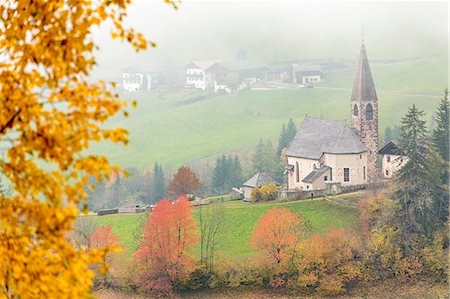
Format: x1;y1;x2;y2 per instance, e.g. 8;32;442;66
322;152;368;186
302;75;321;84
186;68;206;90
123;72;143;92
381;154;407;178
286;156;320;190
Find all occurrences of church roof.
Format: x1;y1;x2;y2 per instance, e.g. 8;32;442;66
243;172;278;188
302;166;331;183
351;43;377;102
286;117;367;159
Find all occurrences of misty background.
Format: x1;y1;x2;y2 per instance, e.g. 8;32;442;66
92;1;448;72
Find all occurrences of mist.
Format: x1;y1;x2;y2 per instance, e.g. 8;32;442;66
93;1;448;72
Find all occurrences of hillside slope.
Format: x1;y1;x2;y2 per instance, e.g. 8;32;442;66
93;55;447;170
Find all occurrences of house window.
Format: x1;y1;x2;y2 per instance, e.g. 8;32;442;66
296;162;300;183
366;104;373;120
353;104;358;116
387;155;391;162
360;154;362;159
306;185;309;189
324;176;327;181
344;168;350;182
385;170;389;176
363;166;366;180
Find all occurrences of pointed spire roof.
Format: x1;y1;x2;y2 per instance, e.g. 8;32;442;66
351;43;377;102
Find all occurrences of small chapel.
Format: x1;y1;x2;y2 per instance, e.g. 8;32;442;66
285;42;379;192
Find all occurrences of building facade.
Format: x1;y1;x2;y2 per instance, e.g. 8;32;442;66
285;43;379;191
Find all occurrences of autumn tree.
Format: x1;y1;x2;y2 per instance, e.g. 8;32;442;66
297;228;361;295
167;166;202;198
251;208;308;267
136;195;198;296
0;1;176;298
91;226;122;286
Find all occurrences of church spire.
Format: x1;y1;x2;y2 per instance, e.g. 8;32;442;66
351;43;377;102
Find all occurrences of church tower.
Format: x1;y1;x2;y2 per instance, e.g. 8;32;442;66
351;42;379;180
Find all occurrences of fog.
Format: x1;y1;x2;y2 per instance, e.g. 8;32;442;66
92;1;448;72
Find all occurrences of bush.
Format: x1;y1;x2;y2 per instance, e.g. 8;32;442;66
251;183;280;202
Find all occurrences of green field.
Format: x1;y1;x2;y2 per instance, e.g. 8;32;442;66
93;198;359;258
93;55;447;171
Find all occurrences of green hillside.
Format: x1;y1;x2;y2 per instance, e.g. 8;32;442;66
93;55;447;170
93;198;359;258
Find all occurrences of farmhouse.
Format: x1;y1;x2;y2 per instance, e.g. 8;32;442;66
122;66;166;92
241;172;278;201
285;42;379;192
291;64;323;85
185;60;221;90
378;140;408;179
207;60;268;93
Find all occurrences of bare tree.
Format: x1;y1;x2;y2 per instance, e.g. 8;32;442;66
198;200;225;273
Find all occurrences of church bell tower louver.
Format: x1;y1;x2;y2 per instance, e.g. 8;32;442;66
350;42;379;181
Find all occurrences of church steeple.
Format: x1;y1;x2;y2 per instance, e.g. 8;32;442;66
351;42;379;181
351;43;378;102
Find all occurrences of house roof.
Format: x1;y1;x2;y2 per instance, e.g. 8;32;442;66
207;60;267;72
378;139;402;155
302;166;331;183
243;172;278;188
286;117;367;159
186;60;222;70
351;43;377;102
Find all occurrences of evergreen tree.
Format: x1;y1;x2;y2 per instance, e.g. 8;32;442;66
212;154;243;195
432;89;449;162
153;162;167;202
252;139;266;173
285;118;297;144
230;155;243;188
394;105;436;250
384;125;402;144
276;123;287;157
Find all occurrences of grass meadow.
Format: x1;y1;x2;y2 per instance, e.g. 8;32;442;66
93;198;359;258
92;55;447;171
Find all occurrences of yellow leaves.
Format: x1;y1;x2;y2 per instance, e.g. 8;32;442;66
0;0;177;297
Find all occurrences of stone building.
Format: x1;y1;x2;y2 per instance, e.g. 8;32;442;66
350;43;379;181
285;42;379;191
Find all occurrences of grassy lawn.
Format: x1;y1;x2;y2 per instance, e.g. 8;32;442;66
91;198;359;258
91;55;447;171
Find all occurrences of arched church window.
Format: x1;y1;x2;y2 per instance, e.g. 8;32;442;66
296;162;300;183
366;103;373;120
353;104;358;116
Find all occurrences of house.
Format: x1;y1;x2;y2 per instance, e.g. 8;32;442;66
122;66;166;92
206;60;267;93
285;42;379;192
291;64;323;85
185;60;221;90
241;172;278;201
378;140;408;179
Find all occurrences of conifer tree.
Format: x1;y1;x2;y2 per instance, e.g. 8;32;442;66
212;155;227;195
231;155;243;188
285;118;297;144
153;162;167;202
432;89;449;163
395;105;435;249
276;123;287;157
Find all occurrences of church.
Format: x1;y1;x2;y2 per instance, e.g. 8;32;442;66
285;42;379;191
